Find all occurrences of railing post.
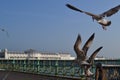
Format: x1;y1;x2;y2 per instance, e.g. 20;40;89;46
49;60;51;74
63;60;66;76
37;60;40;73
55;60;58;75
23;60;26;72
12;59;15;71
71;65;75;77
31;60;35;73
43;60;45;73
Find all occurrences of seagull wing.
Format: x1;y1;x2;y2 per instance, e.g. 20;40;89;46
87;47;103;65
66;4;101;19
82;33;95;56
66;4;83;12
74;34;83;56
100;5;120;17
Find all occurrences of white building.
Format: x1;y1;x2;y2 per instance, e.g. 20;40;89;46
0;49;75;60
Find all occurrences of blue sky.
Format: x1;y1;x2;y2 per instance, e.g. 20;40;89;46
0;0;120;58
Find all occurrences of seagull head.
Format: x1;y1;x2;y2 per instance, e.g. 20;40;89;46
107;20;111;26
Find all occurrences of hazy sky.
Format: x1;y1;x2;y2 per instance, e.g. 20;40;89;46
0;0;120;58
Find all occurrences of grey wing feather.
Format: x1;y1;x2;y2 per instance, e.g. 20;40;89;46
83;12;100;19
74;34;83;56
101;5;120;17
66;4;83;12
88;47;103;64
82;33;95;56
66;4;101;19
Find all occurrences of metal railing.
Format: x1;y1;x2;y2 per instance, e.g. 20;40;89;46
1;59;120;80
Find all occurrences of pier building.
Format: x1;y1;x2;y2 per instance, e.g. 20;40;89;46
0;49;75;60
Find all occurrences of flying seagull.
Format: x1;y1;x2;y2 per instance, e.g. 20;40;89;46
73;33;103;76
66;4;120;30
85;47;103;76
0;28;9;37
73;33;95;66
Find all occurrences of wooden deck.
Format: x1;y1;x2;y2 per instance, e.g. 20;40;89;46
0;71;84;80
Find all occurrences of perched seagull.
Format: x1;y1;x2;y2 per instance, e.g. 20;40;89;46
0;28;9;37
66;4;120;30
73;33;103;76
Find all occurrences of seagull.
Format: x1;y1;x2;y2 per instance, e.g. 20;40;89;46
85;47;103;77
66;4;120;30
0;28;9;37
73;33;103;76
73;33;95;66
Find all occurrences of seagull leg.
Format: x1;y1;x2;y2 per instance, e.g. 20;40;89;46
102;26;107;30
